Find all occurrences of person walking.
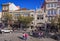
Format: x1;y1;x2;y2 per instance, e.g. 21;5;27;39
23;33;28;41
23;33;25;39
41;32;44;38
38;32;41;39
25;33;28;41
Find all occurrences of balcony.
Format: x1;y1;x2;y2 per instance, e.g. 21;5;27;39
36;20;45;23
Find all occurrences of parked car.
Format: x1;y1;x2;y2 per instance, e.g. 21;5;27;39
0;30;2;34
1;28;13;33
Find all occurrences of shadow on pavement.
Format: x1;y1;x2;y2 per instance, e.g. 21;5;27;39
29;35;39;38
50;34;60;41
18;36;24;40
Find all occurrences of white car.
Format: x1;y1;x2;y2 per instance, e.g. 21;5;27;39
1;29;13;33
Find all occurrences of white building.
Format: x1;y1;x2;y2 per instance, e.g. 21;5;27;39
33;8;47;27
9;9;35;21
2;3;20;18
45;0;58;23
2;3;36;28
2;3;20;11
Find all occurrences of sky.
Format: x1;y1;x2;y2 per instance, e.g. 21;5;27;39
0;0;44;11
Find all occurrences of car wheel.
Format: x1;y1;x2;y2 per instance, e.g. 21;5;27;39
2;31;4;34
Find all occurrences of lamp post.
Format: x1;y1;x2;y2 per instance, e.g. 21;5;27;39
45;21;47;32
45;20;48;38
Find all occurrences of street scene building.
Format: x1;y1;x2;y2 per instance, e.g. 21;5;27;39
1;0;60;28
45;0;59;23
1;2;47;29
0;0;60;41
34;8;47;27
2;3;35;28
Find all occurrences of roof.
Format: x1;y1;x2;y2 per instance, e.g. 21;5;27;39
15;8;28;11
2;2;12;5
20;8;28;10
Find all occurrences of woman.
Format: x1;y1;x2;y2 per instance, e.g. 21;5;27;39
23;33;28;41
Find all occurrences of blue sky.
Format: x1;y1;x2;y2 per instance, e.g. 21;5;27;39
0;0;44;11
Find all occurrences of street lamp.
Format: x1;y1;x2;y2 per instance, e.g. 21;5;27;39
45;20;48;38
45;19;47;32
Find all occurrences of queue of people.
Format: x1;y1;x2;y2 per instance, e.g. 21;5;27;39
38;31;44;39
31;30;45;38
22;31;44;41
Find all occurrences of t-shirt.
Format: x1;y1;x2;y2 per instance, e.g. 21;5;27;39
23;33;28;38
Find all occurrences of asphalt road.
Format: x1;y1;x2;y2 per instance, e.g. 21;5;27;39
0;32;57;41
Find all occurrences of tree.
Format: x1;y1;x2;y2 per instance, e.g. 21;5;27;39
50;16;58;32
58;15;60;29
57;15;60;33
4;13;12;29
50;15;60;34
4;13;12;21
18;15;34;29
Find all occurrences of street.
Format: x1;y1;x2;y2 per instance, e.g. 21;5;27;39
0;32;57;41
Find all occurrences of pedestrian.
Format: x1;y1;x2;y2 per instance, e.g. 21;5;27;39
23;33;28;41
25;33;28;41
23;33;25;39
41;32;43;38
38;32;41;39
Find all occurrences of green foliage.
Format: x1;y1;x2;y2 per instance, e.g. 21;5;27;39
58;15;60;29
51;15;60;31
50;18;56;26
3;13;12;28
58;15;60;24
4;13;12;21
18;15;34;27
18;16;33;24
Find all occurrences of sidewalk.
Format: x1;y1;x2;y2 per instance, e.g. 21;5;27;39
25;36;57;41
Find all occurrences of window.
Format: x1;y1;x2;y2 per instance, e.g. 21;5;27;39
32;22;33;24
47;10;50;15
15;14;20;17
24;14;29;16
3;6;8;10
54;10;56;14
54;3;56;7
50;3;57;8
40;16;43;19
31;26;33;29
51;3;53;7
47;3;56;8
48;10;57;15
48;17;51;22
31;14;33;16
47;4;50;7
48;17;55;22
37;17;39;20
51;10;53;14
59;10;60;14
37;15;43;20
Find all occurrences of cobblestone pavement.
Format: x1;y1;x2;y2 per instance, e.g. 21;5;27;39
0;32;57;41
